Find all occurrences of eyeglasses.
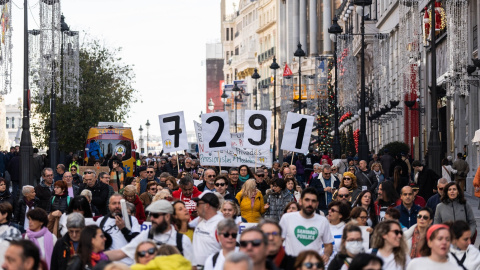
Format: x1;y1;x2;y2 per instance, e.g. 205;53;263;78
149;188;157;191
150;213;167;219
359;216;369;220
328;208;339;213
389;229;403;236
230;173;239;176
84;171;94;175
264;232;280;237
417;214;430;220
239;239;263;248
215;183;226;187
45;174;54;177
71;169;77;171
303;262;323;269
221;232;238;238
137;247;156;258
206;175;215;178
338;194;350;198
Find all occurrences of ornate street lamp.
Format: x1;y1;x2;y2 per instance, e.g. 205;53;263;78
221;89;229;111
232;82;241;132
252;68;260;110
208;98;215;112
328;16;343;158
145;120;150;155
294;43;306;114
270;57;280;162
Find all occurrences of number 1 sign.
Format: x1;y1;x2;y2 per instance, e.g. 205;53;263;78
201;112;232;152
280;112;314;153
158;111;188;153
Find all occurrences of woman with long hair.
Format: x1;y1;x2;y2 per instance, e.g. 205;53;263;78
59;196;96;236
333;172;361;203
371;162;385;185
328;224;365;270
235;179;265;223
434;182;476;237
371;220;410;270
133;240;158;265
238;165;254;183
390;166;409;195
166;176;179;191
67;225;109;270
403;207;433;259
221;200;245;224
353;190;378;227
407;224;463;269
285;176;301;202
24;208;57;269
448;220;480;269
374;181;399;223
172;201;194;241
0;178;12;205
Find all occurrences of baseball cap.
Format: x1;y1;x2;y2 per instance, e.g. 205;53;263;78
193;191;219;208
145;200;173;214
255;168;265;175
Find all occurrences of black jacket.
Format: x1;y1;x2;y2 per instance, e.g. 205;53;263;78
51;233;75;270
309;175;340;210
355;169;378;192
48;194;70;214
35;180;54;211
227;181;243;197
0;190;13;206
328;253;350;270
417;167;440;200
12;197;40;229
80;181;110;215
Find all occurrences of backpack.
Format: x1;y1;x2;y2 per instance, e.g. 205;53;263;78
51;196;71;206
147;229;184;255
212;251;220;267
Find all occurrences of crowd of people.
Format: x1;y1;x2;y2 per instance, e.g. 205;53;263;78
0;148;478;270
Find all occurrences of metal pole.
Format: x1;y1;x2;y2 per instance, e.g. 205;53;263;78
273;73;277;162
235;98;238;133
358;5;369;161
298;59;302;114
333;40;341;158
255;84;258;110
49;11;59;170
427;0;441;174
20;0;33;188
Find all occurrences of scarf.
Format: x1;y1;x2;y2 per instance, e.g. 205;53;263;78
410;226;422;259
273;246;286;267
26;227;54;268
239;174;250;182
25;197;34;208
91;252;109;267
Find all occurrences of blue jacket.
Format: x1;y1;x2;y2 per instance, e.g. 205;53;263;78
426;193;441;216
395;203;421;229
139;177;160;194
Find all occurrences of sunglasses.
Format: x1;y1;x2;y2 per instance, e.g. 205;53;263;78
83;171;94;175
417;214;430;220
137;247;156;258
328;208;339;213
221;232;238;238
147;171;155;174
149;188;157;191
304;262;323;269
438;188;444;191
390;229;403;236
215;183;226;187
344;177;351;180
239;239;263;248
257;174;264;177
338;194;350;198
150;213;167;219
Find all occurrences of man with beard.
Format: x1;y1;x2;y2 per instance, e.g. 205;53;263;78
97;193;140;265
183;157;200;179
105;200;193;263
279;188;333;264
172;176;202;219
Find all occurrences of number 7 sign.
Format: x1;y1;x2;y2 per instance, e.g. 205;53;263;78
158;111;188;153
280;112;314;153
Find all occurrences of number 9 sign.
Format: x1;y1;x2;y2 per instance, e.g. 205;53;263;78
243;110;271;150
281;112;314;153
201;112;231;151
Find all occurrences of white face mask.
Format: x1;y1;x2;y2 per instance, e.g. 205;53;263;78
345;241;364;255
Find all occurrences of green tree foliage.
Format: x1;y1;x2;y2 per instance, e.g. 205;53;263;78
32;40;137;152
379;141;410;157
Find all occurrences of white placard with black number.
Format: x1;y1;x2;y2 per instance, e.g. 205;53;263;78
280;112;314;153
201;112;232;152
243;110;272;150
158;111;188;153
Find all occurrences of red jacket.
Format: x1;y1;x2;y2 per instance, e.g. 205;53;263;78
133;195;146;224
172;186;202;199
172;186;202;220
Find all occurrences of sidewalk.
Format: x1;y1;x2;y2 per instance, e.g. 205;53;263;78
465;193;480;244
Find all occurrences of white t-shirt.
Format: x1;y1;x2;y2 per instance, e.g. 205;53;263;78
192;213;224;266
121;225;194;263
329;221;345;254
407;257;463;270
279;211;334;256
369;249;410;270
97;215;140;265
204;248;238;270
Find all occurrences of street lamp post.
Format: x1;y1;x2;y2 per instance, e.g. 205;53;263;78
354;0;371;161
329;16;343;158
294;43;306;114
208;98;215;112
20;0;33;187
252;68;260;110
145;120;150;155
270;57;280;162
221;89;229;111
232;82;241;132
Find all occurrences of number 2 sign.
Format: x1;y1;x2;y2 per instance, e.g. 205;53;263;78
201;112;232;151
158;111;188;153
243;110;271;150
280;112;314;153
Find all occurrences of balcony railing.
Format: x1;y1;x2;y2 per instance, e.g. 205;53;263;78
257;46;276;64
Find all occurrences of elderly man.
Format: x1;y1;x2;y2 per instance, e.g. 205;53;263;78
355;160;377;192
34;168;54;211
98;172;115;200
426;178;448;216
80;169;110;215
309;165;339;213
2;240;40;270
183;157;200;179
63;172;80;198
394;186;421;229
105;200;193;262
12;186;38;233
50;213;84;270
54;164;65;182
97;193;140;265
198;168;217;192
239;227;278;270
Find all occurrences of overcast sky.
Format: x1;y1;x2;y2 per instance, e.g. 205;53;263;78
7;0;234;140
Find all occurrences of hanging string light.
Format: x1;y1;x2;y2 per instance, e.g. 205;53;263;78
0;0;12;95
